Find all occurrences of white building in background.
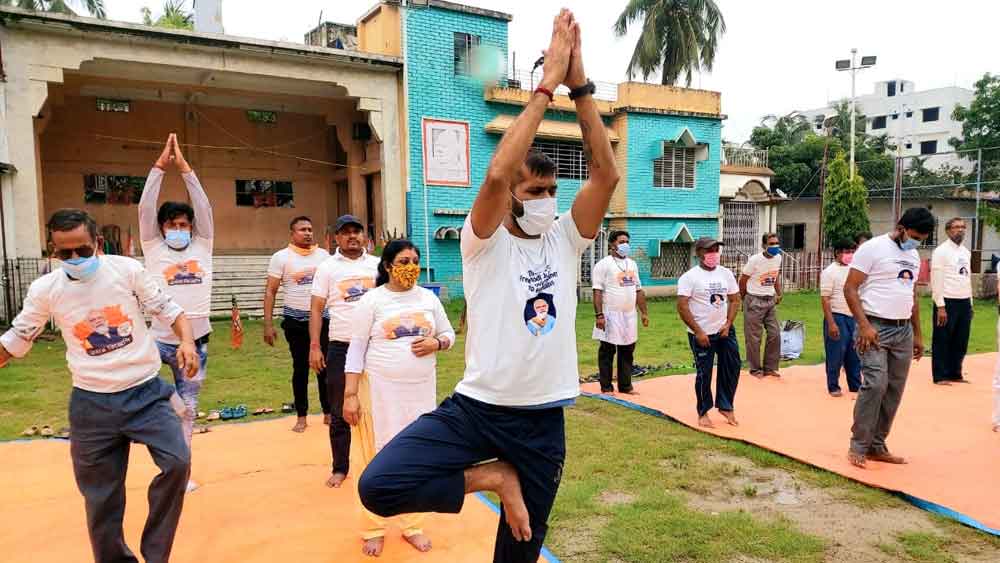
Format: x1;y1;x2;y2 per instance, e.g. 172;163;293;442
800;79;973;158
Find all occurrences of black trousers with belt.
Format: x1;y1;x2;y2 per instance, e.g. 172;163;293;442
598;341;635;393
931;298;972;383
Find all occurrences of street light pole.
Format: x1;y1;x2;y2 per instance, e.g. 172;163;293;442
835;50;876;180
849;48;857;179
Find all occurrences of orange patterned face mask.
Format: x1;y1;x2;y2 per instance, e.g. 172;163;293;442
391;263;421;289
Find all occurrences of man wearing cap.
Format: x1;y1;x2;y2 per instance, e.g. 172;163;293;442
844;207;933;468
677;237;742;428
310;214;379;488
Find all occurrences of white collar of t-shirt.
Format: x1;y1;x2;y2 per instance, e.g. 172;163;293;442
333;248;369;262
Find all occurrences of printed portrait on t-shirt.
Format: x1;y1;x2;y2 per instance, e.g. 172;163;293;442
758;271;779;287
524;293;557;336
164;259;205;286
336;277;375;303
709;293;726;308
616;270;638;287
73;305;134;356
291;267;317;286
898;269;915;283
383;311;432;340
959;266;969;276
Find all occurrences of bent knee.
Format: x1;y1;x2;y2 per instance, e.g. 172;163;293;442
357;469;394;517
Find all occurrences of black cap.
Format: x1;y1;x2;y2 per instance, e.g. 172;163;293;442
694;237;724;251
334;214;364;233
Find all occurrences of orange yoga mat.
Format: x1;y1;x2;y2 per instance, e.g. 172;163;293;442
582;353;1000;534
0;415;554;562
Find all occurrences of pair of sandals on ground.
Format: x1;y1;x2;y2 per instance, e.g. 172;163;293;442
21;424;68;438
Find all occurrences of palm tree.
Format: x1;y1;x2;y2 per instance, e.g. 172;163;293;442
759;112;811;146
825;99;867;148
0;0;105;18
613;0;725;86
141;0;193;30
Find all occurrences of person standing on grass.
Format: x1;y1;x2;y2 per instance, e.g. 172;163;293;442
993;275;1000;432
844;207;933;468
739;233;783;378
357;11;619;562
309;214;380;488
931;218;973;385
592;230;648;394
0;209;198;563
342;240;455;557
139;133;213;492
677;237;742;428
821;239;861;397
263;216;331;432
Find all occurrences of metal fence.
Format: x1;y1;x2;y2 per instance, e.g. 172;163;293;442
1;258;50;325
498;70;618;101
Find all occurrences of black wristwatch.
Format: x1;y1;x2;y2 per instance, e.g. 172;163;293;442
568;80;596;100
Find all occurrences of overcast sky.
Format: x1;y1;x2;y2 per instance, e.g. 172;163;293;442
104;0;998;143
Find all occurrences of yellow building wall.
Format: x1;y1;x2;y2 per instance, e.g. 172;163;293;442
616;82;721;116
358;4;402;58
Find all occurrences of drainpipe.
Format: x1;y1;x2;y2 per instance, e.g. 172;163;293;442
0;36;6;82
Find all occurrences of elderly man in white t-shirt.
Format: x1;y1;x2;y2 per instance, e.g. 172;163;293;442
263;216;331;433
592;230;649;394
844;207;934;468
739;233;783;378
358;11;619;562
0;209;198;562
930;217;973;385
678;237;742;428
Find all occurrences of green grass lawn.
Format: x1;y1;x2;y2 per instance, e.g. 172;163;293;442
2;291;997;562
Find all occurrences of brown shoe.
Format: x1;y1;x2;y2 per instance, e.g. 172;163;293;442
866;451;907;464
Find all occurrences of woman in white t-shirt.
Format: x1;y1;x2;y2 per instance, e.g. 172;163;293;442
342;240;456;557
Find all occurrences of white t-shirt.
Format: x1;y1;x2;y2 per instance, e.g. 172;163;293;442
820;262;852;317
344;285;456;384
850;233;921;320
311;250;380;342
267;246;331;320
0;256;183;393
455;214;592;407
591;255;641;312
677;265;739;335
930;240;972;306
742;252;782;297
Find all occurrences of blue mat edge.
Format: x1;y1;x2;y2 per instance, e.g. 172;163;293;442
581;391;1000;537
474;492;562;563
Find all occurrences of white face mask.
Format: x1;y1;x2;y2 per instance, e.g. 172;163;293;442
512;195;556;236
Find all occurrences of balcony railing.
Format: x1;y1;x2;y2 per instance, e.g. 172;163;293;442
496;70;618;102
723;146;769;169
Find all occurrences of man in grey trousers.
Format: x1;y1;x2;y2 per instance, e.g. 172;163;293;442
844;207;934;468
739;233;783;378
0;209;200;562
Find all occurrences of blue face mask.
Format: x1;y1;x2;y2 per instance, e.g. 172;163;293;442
63;255;99;282
766;245;782;256
615;242;631;258
899;236;920;251
164;229;192;250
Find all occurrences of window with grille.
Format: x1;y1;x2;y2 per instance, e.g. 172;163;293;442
777;223;806;250
530;140;587;180
453;32;481;76
235;180;294;208
654;144;696;188
84;174;145;205
651;242;693;279
871;116;887;129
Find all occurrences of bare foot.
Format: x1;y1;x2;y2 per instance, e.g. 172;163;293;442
324;414;332;425
765;371;781;378
698;414;715;428
750;372;765;379
465;461;531;542
993;424;999;433
292;418;307;433
866;451;907;464
720;410;739;426
829;390;843;397
362;536;384;557
619;389;640;395
325;472;347;488
847;451;866;468
935;381;953;386
404;532;432;552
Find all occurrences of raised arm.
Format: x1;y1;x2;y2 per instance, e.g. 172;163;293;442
468;11;573;239
138;136;173;242
566;22;620;239
173;139;213;241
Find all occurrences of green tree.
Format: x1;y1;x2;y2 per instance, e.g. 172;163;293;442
0;0;105;18
951;73;1000;152
613;0;726;86
141;0;192;30
752;112;811;149
822;152;870;247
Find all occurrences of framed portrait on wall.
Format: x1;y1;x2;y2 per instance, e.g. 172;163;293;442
422;118;471;187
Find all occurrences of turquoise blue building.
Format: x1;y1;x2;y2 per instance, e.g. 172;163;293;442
398;1;725;297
